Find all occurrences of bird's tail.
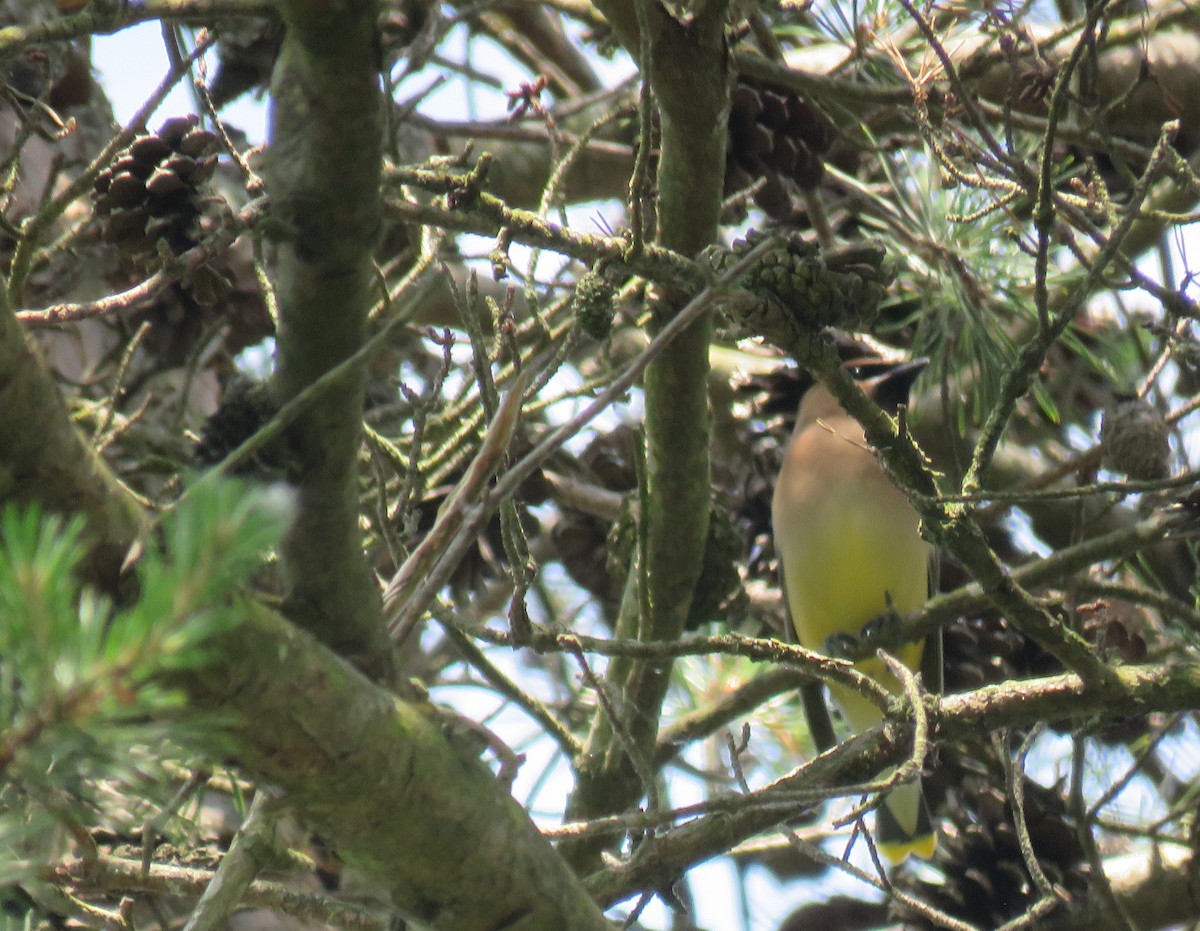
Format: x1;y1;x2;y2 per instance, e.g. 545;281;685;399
876;779;935;864
828;680;937;863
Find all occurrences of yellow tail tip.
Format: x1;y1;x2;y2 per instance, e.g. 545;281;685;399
879;832;937;865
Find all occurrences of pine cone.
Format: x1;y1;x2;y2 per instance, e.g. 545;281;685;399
571;268;617;340
707;230;893;342
942;615;1032;692
7;47;51;99
726;78;831;219
945;604;1157;745
1100;396;1171;481
193;377;288;479
727;375;791;584
895;761;1088;928
94;116;219;269
942;607;1145;683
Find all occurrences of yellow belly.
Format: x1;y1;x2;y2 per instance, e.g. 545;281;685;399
775;476;929;716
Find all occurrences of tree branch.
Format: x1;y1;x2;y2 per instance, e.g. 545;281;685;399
584;660;1200;905
561;0;732;865
165;601;610;931
266;0;393;681
0;284;150;592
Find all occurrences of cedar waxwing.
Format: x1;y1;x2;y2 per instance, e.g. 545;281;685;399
772;362;937;863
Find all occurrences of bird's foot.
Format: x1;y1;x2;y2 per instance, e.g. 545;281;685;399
859;593;903;645
824;633;859;657
859;614;893;644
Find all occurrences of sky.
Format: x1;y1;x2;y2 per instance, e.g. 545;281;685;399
94;22;269;141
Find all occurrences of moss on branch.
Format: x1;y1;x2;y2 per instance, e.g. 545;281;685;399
265;0;393;681
168;601;610;931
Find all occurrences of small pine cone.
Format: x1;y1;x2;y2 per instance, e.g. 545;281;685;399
94;116;219;268
725;77;831;218
1100;396;1170;480
571;268;616;340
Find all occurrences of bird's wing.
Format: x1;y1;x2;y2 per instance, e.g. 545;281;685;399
920;550;942;694
779;561;838;753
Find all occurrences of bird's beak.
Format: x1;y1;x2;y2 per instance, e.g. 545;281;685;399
863;358;929;414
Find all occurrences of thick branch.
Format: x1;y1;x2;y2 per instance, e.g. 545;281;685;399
166;602;609;931
266;0;392;681
0;290;150;592
0;0;270;54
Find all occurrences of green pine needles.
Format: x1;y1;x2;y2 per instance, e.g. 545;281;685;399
0;480;294;888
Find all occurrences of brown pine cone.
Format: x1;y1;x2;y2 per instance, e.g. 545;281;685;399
895;760;1088;929
726;77;831;219
94;116;219;270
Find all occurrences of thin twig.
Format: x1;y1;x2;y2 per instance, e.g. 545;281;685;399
998;726;1061;902
181;792;280;931
384;372;530;639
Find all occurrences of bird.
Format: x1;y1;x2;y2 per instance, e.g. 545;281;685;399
771;361;937;863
